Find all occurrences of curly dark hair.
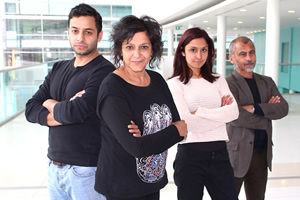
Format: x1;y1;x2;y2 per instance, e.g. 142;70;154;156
110;15;163;68
169;27;218;84
68;3;102;35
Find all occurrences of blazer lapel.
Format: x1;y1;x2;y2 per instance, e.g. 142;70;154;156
232;70;255;104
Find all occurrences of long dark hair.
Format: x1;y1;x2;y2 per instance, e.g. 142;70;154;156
110;15;163;68
169;27;218;84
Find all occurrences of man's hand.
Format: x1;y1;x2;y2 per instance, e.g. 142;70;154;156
268;96;280;104
46;113;62;126
42;99;58;113
242;105;254;114
70;90;86;101
128;121;141;138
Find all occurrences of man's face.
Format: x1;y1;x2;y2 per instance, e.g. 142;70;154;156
68;16;102;56
229;41;256;73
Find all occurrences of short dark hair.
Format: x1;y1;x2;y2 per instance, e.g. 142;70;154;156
169;27;217;84
229;36;255;56
68;3;102;34
110;15;163;68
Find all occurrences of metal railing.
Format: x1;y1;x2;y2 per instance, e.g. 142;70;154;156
0;61;57;126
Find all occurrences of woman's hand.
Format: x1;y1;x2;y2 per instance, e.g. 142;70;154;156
128;121;141;137
172;120;188;139
221;94;233;106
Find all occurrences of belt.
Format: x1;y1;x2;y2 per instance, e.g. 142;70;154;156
52;161;67;166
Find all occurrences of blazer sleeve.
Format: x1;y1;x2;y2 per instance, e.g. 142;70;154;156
226;74;269;130
257;76;289;120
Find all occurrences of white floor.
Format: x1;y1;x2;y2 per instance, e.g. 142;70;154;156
0;94;299;200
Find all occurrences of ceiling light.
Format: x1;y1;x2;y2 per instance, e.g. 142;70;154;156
288;10;295;13
203;20;208;23
237;21;243;24
233;28;238;30
260;16;265;19
207;27;211;30
240;9;247;12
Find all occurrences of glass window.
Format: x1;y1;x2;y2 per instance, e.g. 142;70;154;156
20;20;42;34
5;2;16;14
43;20;68;35
94;5;111;18
102;21;111;29
20;0;48;15
6;19;17;32
112;6;132;18
49;1;79;15
281;42;289;73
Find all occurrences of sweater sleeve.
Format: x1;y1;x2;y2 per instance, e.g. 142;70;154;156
195;75;239;123
25;68;53;126
167;78;224;133
53;62;114;124
100;95;183;158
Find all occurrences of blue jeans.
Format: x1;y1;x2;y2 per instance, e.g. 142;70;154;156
48;161;106;200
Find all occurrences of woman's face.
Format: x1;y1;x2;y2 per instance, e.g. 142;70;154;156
121;31;152;73
182;38;208;75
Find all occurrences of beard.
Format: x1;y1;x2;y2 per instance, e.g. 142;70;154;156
73;48;95;56
71;41;98;56
236;61;255;72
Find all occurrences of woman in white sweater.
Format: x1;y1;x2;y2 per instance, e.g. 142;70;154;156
167;27;239;200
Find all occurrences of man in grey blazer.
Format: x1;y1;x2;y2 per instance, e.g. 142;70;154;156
226;36;289;200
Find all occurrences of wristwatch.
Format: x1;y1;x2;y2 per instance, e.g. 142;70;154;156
252;105;255;112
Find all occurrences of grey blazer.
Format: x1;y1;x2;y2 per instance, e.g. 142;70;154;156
226;70;289;177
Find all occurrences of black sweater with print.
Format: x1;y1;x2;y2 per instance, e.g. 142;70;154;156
95;70;183;198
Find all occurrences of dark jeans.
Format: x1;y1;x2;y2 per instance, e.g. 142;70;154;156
174;142;238;200
236;150;268;200
106;192;159;200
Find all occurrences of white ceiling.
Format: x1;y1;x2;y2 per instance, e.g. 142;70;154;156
158;0;300;38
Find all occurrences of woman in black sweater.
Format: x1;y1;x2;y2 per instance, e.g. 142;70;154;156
95;15;187;200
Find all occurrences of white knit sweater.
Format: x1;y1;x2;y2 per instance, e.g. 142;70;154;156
167;74;239;144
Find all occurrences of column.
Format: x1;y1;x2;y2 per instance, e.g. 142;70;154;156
216;15;226;76
265;0;280;84
0;3;4;69
168;29;174;56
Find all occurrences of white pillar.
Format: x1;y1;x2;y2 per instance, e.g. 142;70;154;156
265;0;280;84
168;29;174;56
216;15;226;76
0;3;4;69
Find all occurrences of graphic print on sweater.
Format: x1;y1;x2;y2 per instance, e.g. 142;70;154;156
136;103;172;183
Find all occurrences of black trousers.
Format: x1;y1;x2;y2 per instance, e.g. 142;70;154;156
106;192;159;200
174;142;238;200
236;150;268;200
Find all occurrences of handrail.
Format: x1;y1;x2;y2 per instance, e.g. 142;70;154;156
255;62;300;66
0;60;61;73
